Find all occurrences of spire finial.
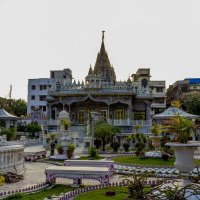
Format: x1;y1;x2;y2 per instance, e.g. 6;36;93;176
102;31;105;42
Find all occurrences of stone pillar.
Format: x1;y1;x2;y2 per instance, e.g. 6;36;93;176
55;107;57;120
9;150;12;165
145;102;151;121
128;104;132;123
43;134;47;148
0;151;3;164
5;120;10;128
5;150;8;164
107;105;109;123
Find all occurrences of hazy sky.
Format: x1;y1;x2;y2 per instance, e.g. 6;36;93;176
0;0;200;100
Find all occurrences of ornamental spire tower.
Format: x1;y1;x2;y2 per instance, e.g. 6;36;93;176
93;31;116;83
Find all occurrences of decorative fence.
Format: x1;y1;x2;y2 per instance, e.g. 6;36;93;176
49;179;173;200
0;179;174;199
0;182;49;199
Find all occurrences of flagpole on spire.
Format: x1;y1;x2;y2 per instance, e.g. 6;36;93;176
102;30;105;42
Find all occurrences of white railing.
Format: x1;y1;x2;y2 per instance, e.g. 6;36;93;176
132;120;152;126
113;119;131;126
108;119;131;126
48;119;58;126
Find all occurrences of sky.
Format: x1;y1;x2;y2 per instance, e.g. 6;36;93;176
0;0;200;100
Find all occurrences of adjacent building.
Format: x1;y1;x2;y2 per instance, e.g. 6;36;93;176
27;32;166;135
166;78;200;106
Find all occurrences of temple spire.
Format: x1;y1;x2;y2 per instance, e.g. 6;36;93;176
92;31;116;83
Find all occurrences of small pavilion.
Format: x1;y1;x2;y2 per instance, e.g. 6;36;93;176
152;106;199;121
0;109;20;128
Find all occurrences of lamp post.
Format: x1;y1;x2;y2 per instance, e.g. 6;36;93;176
90;111;100;148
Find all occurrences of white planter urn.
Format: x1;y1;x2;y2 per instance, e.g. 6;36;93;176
166;142;200;186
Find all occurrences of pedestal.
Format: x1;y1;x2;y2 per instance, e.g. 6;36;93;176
83;136;92;153
166;142;200;186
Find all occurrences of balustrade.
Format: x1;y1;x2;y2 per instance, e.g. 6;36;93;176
0;145;25;174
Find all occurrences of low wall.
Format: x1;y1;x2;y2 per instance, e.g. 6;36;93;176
0;182;48;199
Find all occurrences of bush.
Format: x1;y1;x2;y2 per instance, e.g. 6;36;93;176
135;142;145;151
139;151;145;159
56;144;63;155
105;190;115;196
142;137;147;144
94;139;102;149
26;122;42;138
67;144;75;159
111;141;120;152
163;146;174;156
135;133;140;140
0;175;5;186
162;153;169;161
123;142;130;152
148;140;155;151
89;147;97;159
0;127;16;141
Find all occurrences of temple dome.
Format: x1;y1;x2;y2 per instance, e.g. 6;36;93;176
58;110;69;119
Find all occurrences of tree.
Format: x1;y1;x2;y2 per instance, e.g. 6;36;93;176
94;121;120;151
11;99;27;117
0;127;16;141
181;91;200;115
167;115;194;143
0;97;27;117
26;122;42;138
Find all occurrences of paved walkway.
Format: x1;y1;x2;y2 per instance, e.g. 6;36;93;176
0;162;125;192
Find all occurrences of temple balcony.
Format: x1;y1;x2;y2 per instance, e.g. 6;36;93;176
151;103;166;108
47;119;152;128
107;119;152;127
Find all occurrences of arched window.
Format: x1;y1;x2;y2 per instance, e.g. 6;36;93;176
56;81;61;91
141;79;148;88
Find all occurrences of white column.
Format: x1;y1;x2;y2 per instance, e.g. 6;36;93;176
0;151;3;164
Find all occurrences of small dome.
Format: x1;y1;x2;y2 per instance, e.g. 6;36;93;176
58;110;69;119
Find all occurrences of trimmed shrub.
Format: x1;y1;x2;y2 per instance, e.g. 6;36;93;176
123;142;130;152
162;153;169;161
89;147;97;159
111;141;120;152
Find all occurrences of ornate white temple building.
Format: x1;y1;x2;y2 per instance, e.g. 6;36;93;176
27;32;166;135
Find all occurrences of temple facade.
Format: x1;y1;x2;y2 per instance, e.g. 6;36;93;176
28;32;166;134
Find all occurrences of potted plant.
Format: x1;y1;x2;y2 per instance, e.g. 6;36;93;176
165;115;200;186
49;133;56;156
149;124;163;148
56;144;64;155
67;144;75;159
60;119;71;131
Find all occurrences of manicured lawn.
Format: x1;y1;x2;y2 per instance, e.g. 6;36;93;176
74;186;129;200
113;156;200;166
4;185;73;200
